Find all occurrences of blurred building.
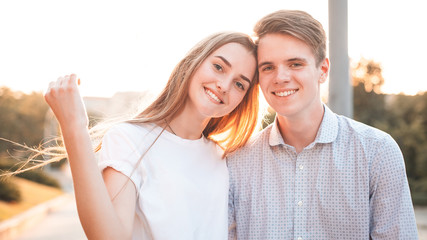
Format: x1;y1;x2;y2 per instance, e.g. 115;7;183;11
44;91;155;140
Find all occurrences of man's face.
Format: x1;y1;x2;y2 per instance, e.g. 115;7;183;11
257;33;328;119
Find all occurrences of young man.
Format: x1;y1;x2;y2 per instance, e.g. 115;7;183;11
228;10;418;239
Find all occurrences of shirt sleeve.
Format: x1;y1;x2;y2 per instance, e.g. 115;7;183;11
98;124;145;191
369;134;418;239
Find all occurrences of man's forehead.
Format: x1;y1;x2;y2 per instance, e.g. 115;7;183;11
256;34;315;60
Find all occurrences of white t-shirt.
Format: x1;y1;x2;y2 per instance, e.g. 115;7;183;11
98;122;228;240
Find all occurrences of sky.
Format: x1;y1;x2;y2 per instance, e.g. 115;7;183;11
1;0;426;98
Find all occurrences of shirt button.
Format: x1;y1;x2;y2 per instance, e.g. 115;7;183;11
299;165;304;170
297;201;303;206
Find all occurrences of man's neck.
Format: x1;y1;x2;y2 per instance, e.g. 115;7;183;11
276;104;325;153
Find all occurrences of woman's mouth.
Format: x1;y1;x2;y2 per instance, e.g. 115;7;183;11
204;88;223;104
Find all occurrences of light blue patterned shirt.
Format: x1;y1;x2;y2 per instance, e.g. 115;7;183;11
228;105;418;239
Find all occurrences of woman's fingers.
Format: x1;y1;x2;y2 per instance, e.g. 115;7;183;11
70;74;78;84
44;74;89;129
45;74;82;108
45;78;58;100
45;75;77;98
48;74;79;93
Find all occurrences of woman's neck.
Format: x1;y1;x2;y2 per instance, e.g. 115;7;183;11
165;109;210;140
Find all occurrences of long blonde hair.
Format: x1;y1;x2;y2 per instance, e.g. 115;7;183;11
126;32;259;155
2;32;259;174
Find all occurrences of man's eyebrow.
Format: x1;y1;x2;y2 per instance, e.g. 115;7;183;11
258;58;308;68
258;61;272;69
288;57;308;63
214;56;231;67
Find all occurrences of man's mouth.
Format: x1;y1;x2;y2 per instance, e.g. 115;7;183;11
273;89;297;97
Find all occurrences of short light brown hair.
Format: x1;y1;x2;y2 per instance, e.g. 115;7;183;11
254;10;327;66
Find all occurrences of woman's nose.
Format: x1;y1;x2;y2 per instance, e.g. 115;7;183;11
216;77;232;93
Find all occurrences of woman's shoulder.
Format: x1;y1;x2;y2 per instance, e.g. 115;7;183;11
99;122;161;160
100;122;163;150
107;122;156;137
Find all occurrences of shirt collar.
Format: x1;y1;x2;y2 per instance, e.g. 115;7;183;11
269;118;285;146
315;104;339;144
268;104;338;147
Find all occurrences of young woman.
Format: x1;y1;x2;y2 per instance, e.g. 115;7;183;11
44;32;259;239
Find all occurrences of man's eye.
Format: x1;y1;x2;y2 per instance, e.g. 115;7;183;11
261;66;273;72
214;64;223;71
291;63;302;68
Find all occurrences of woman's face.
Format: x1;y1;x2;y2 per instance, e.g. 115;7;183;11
186;42;256;120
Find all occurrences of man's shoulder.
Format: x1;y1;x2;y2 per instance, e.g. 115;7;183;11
240;123;273;152
227;124;272;164
337;115;389;139
336;114;390;141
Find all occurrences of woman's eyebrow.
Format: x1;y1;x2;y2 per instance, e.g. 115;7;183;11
215;55;251;84
240;75;251;85
214;56;231;67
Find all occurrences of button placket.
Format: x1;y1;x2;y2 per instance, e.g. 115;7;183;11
294;151;308;240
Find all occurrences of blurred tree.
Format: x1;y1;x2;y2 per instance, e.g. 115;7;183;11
351;58;427;204
261;107;276;129
0;87;48;154
351;58;384;94
351;58;387;127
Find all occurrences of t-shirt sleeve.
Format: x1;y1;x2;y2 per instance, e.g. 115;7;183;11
98;124;145;190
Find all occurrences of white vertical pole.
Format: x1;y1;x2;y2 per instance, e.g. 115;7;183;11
328;0;353;117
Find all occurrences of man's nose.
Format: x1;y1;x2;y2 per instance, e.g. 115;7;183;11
275;65;290;84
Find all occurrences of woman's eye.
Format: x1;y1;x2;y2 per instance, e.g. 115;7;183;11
235;81;245;90
214;64;223;71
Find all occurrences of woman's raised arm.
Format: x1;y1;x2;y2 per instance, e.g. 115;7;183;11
44;74;136;240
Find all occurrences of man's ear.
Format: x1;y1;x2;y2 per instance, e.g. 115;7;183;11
319;58;330;83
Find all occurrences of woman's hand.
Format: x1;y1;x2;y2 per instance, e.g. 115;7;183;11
44;74;89;131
